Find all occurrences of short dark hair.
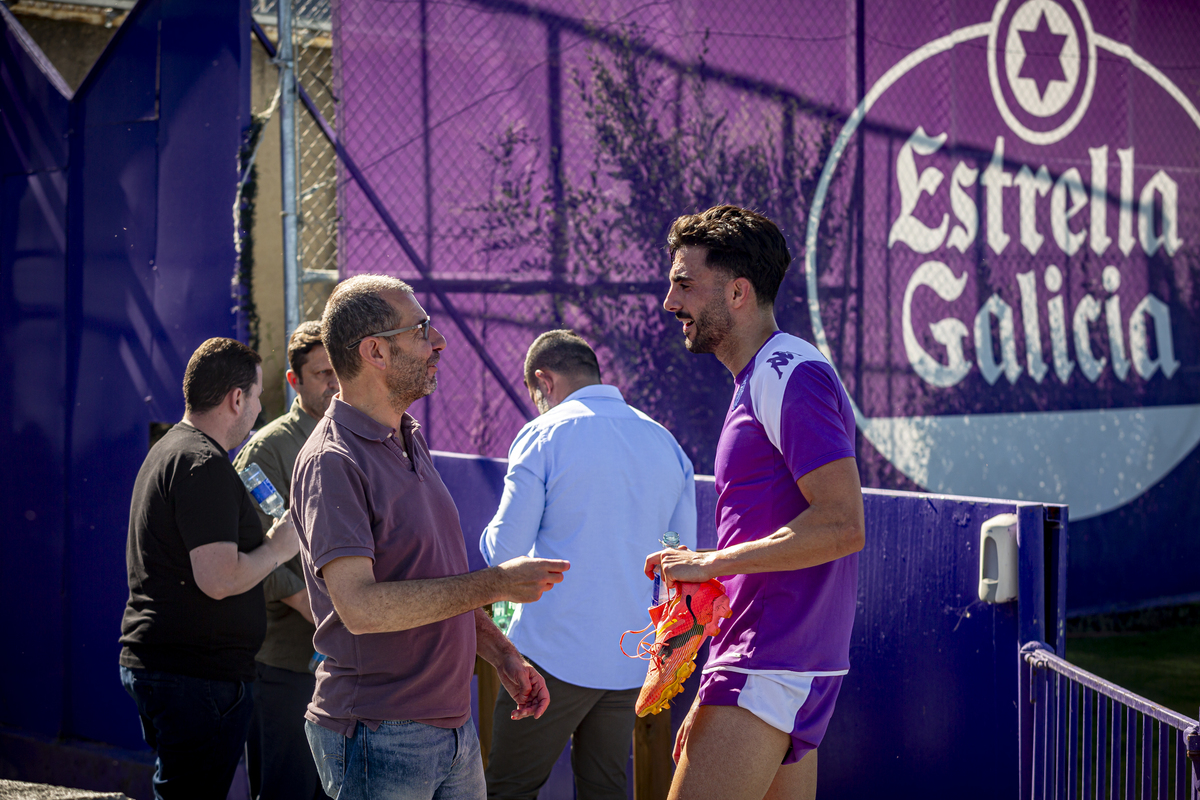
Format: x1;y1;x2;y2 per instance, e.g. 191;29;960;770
666;205;792;306
183;338;262;414
321;274;413;381
287;320;325;376
524;329;601;388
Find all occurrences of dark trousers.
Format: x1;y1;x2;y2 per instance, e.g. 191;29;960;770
246;662;323;800
485;661;638;800
120;665;254;800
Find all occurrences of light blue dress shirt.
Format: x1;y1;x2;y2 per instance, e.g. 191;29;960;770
479;384;697;690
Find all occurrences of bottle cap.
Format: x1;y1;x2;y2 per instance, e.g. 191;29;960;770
661;530;681;547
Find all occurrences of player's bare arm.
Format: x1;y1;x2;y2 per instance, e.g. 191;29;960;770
474;608;551;720
646;457;864;585
323;554;569;635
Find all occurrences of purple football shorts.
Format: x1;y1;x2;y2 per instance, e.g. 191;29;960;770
696;668;845;765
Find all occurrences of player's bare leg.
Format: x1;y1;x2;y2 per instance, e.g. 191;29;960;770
668;705;814;800
763;748;816;800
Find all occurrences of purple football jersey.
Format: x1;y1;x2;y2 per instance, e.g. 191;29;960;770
708;332;859;674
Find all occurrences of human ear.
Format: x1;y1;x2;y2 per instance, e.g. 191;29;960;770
729;277;754;309
534;369;553;397
360;338;390;372
229;386;244;415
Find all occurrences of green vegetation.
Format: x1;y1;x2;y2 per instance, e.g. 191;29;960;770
1065;608;1200;719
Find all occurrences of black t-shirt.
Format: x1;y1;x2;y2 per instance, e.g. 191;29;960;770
119;423;266;681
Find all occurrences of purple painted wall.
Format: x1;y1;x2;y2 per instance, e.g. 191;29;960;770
331;0;1200;614
0;0;251;750
0;4;71;739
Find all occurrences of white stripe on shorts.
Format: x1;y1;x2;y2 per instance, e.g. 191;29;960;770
702;665;849;677
704;667;846;735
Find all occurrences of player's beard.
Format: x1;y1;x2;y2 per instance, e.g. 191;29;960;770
681;295;733;355
386;341;439;412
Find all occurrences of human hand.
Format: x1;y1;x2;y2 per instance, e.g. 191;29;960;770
496;652;551;720
495;557;570;603
673;698;700;764
267;516;300;561
643;546;714;587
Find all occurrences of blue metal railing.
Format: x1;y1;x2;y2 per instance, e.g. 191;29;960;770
1021;643;1200;800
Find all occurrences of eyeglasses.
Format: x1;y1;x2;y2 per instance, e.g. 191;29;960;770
347;317;431;349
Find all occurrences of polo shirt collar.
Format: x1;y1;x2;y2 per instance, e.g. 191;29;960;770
326;396;420;442
561;384;623;404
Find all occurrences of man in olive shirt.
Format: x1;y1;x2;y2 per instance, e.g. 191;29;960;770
234;321;339;800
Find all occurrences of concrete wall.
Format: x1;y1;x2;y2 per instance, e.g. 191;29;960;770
248;38;287;417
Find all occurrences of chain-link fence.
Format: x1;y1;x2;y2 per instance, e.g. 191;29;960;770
294;27;339;321
251;0;338;322
327;1;858;466
324;0;1200;488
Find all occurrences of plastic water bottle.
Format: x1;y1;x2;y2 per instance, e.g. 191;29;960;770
492;601;515;635
308;651;326;673
238;463;286;519
653;530;682;606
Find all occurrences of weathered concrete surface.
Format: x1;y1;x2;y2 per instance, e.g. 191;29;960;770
0;728;151;800
0;779;128;799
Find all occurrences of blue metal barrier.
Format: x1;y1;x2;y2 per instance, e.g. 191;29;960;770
1021;643;1200;800
434;452;1071;799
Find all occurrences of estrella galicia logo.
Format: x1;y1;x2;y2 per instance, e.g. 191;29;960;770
803;0;1200;519
988;0;1096;145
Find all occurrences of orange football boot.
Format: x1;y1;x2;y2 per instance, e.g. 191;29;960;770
621;578;732;717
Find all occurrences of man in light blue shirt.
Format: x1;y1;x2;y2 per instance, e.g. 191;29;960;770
480;329;696;800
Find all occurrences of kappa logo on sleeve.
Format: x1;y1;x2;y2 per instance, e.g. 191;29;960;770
767;351;796;379
801;0;1200;520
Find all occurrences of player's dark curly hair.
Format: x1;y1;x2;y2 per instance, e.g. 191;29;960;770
666;205;792;306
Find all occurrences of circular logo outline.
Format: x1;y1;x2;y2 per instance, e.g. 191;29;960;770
800;10;1200;515
987;0;1097;145
1003;0;1080;118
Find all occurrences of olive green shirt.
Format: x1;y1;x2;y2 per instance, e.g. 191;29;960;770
234;396;319;673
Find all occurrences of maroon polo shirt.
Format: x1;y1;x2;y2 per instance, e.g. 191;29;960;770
291;397;476;736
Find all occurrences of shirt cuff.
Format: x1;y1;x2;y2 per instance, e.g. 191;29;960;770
313;545;376;574
790;448;857;483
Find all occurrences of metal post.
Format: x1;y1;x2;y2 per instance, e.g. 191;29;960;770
278;0;300;402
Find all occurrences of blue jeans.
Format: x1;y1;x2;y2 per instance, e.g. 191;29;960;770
120;665;254;799
305;717;486;799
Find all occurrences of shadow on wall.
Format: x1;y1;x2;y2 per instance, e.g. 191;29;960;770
0;0;252;770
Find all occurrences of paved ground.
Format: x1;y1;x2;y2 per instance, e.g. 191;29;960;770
0;780;129;800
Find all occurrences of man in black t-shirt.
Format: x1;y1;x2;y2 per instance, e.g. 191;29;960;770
119;338;299;799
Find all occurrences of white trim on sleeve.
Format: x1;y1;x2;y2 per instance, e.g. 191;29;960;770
747;334;826;452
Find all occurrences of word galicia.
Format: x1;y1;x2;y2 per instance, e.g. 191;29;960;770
892;129;1179;389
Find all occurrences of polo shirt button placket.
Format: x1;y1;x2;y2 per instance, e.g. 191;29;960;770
388;432;413;470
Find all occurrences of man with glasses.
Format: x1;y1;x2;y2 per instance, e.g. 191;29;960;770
290;274;570;799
